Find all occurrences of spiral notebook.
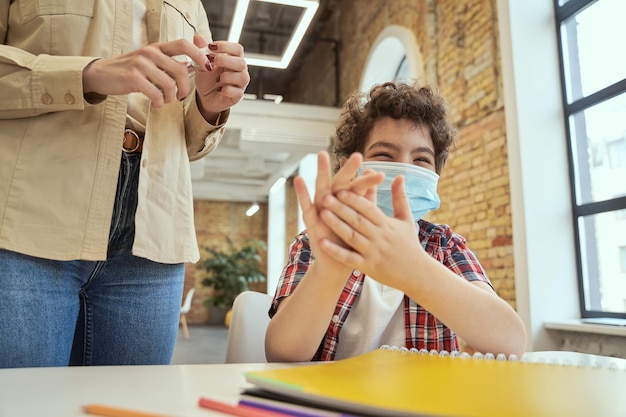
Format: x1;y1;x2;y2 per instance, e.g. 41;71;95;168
244;346;626;417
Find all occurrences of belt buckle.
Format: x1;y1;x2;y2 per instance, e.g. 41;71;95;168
123;129;141;153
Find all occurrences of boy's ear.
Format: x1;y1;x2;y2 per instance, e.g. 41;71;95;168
339;156;347;167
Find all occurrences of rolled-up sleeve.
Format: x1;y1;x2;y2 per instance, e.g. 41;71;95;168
183;95;229;160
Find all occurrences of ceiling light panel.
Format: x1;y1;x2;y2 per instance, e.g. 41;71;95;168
227;0;319;69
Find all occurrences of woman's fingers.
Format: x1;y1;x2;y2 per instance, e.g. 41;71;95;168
82;38;210;105
193;40;249;112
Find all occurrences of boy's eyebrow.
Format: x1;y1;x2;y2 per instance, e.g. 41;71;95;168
365;141;401;153
413;146;435;157
366;141;435;157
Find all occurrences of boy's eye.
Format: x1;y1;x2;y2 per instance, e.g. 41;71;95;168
414;156;434;166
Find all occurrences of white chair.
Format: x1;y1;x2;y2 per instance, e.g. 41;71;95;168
225;291;273;363
179;287;196;339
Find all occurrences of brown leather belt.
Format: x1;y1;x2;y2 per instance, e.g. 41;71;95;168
122;129;144;153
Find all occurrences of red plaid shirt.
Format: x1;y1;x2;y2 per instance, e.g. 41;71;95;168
269;220;493;361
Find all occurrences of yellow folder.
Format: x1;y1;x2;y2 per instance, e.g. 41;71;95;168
245;347;626;417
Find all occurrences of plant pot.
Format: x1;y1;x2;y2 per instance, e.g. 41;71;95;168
208;305;228;325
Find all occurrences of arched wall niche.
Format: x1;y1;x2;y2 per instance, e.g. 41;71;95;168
360;25;425;92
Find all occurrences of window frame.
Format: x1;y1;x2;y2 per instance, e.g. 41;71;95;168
554;0;626;319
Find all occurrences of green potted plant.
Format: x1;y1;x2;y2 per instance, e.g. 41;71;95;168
198;237;267;325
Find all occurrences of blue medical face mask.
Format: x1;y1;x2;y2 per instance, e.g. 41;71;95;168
358;161;440;220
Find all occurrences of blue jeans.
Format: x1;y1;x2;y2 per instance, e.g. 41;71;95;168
0;153;184;368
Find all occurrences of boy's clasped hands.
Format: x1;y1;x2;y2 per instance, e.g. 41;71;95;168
295;150;423;291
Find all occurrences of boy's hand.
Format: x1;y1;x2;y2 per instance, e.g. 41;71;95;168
295;151;383;275
317;175;423;289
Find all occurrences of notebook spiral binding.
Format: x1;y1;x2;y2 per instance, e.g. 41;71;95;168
378;345;626;371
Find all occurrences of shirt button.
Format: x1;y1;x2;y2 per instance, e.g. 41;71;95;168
41;94;53;105
353;270;361;277
331;315;339;323
64;93;75;104
142;159;147;168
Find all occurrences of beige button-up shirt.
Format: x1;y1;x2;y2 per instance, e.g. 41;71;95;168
0;0;226;263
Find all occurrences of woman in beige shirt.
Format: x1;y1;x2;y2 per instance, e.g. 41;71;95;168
0;0;249;368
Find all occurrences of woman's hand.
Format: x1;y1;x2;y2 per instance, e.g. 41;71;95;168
193;37;250;123
82;38;211;107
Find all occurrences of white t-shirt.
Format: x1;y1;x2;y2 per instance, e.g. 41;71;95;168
334;271;406;360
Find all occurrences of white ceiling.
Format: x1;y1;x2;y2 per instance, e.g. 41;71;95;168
191;99;340;203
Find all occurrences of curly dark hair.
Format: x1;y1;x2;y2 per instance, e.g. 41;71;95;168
332;81;457;174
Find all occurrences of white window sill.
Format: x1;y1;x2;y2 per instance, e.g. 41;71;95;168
544;319;626;337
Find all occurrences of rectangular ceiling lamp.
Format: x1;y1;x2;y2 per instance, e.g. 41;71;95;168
228;0;319;69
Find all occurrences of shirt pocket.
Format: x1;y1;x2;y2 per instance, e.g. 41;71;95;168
18;0;95;24
14;0;96;55
163;0;199;42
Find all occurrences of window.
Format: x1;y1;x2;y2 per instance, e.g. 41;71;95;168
555;0;626;317
393;55;410;82
360;25;423;92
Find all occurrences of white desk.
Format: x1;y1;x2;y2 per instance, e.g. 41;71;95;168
2;352;625;417
0;363;292;417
